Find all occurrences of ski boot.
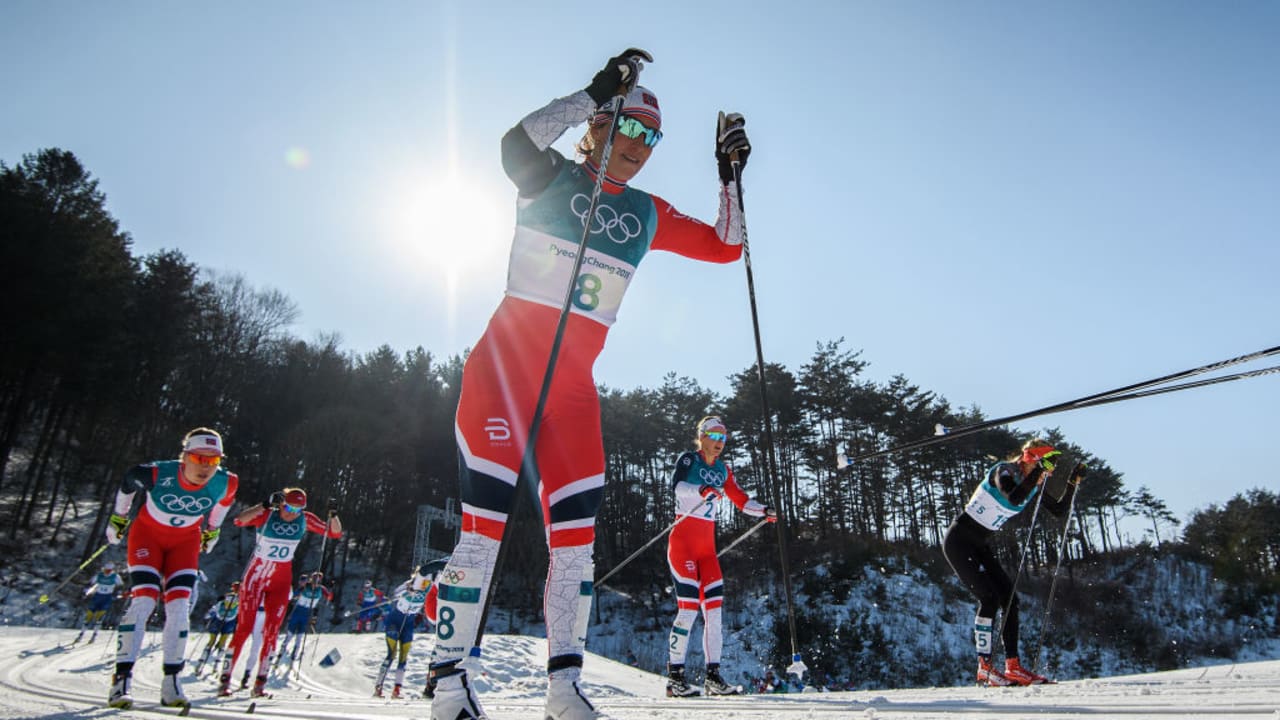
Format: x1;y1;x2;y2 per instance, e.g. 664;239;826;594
161;673;190;708
977;656;1012;686
251;675;270;698
423;673;437;699
665;665;699;698
217;673;233;697
107;673;133;709
545;667;600;720
428;664;486;720
703;665;741;696
73;630;85;645
391;684;402;700
373;684;384;698
239;670;250;690
88;630;99;643
1004;657;1050;686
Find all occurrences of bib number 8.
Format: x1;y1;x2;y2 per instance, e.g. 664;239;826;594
573;273;602;311
438;606;456;640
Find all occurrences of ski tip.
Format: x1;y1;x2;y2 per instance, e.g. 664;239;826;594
245;701;255;713
178;704;191;716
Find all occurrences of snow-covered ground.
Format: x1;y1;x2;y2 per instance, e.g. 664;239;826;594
1;626;1277;719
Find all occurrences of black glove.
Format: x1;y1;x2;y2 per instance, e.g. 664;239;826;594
585;48;653;106
264;491;284;510
716;112;751;183
1069;462;1088;485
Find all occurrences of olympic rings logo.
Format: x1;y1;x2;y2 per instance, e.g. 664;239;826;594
698;468;724;486
269;521;303;537
570;193;641;244
443;569;467;585
159;494;213;513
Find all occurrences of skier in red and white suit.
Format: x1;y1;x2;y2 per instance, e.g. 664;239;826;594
428;49;753;720
665;416;774;697
218;488;341;697
106;427;237;710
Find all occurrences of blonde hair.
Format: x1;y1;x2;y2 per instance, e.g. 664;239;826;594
183;427;220;441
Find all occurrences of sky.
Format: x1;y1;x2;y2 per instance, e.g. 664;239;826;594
3;1;1278;530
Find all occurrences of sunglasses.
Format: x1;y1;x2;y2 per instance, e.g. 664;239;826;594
616;116;662;148
703;431;727;442
185;452;222;467
282;502;305;514
1036;450;1063;472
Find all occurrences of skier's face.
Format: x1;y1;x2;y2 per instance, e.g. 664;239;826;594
591;114;655;183
699;430;727;459
182;451;220;485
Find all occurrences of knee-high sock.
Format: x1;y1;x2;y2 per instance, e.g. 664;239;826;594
545;544;593;672
163;597;191;669
702;605;723;666
668;607;698;667
429;531;498;667
115;595;157;667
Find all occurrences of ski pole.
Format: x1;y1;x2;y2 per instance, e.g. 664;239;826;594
839;344;1280;468
302;508;336;674
474;50;652;648
38;542;109;604
996;486;1047;660
1030;478;1083;674
728;132;805;681
595;497;712;590
716;517;771;559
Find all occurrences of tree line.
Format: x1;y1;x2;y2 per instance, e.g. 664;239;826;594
7;147;1269;623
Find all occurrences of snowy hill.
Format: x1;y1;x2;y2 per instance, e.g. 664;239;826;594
2;626;1279;719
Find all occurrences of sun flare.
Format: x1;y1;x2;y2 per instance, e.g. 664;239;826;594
383;173;508;283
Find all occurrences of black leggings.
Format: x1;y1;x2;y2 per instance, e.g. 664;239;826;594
943;519;1020;658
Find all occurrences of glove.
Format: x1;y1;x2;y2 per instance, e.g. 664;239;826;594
716;111;751;183
1037;450;1063;473
585;48;654;105
264;491;284;510
699;485;722;501
764;506;779;523
106;514;130;545
1069;462;1088;486
201;528;221;553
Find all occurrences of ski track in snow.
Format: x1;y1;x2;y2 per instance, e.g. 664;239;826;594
0;627;1278;719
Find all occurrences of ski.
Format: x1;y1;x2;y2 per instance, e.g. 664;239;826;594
108;701;191;716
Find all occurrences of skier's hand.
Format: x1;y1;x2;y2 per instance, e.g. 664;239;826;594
264;491;284;510
763;506;779;523
201;528;221;553
699;485;722;501
585;48;653;105
106;514;130;545
716;112;751;183
1069;462;1088;486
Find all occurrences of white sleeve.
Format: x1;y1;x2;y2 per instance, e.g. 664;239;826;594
519;91;597;151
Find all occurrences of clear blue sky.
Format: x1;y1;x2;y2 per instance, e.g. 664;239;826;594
4;1;1277;535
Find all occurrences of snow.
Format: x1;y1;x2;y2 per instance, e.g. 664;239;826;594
1;626;1278;719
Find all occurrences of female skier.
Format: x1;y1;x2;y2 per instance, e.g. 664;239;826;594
427;48;753;720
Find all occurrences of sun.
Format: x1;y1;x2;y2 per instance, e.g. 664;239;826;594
382;171;509;286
